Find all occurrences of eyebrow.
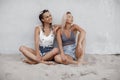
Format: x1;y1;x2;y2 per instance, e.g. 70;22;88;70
44;14;51;18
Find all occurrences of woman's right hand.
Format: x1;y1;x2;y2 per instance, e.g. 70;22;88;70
61;53;67;62
53;24;61;34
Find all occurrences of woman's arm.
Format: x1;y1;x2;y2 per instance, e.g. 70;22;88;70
34;26;41;56
57;28;67;62
57;28;64;54
73;24;86;46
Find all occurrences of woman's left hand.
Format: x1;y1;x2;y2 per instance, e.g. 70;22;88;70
53;25;61;34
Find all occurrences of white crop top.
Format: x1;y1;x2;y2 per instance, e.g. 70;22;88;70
39;27;55;47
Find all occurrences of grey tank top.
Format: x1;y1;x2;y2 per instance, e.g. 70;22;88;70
61;31;76;46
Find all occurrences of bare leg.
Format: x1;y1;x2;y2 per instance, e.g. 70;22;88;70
42;48;59;61
23;58;37;64
66;55;78;64
35;48;58;65
76;33;86;64
54;54;78;65
76;33;82;59
19;45;39;64
19;46;59;65
21;46;38;64
81;38;86;60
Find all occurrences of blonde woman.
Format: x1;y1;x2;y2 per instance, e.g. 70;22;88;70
19;9;59;64
54;11;86;65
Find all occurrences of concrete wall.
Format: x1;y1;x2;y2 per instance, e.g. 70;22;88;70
0;0;120;54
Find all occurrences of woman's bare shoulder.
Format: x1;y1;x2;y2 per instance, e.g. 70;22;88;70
72;24;80;27
58;27;62;35
35;25;41;32
72;24;86;32
35;25;42;28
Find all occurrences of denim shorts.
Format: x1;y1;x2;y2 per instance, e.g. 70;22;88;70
63;43;76;60
39;46;53;56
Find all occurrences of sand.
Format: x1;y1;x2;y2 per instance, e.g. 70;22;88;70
0;54;120;80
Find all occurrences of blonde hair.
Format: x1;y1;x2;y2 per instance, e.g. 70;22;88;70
61;11;73;30
61;13;67;30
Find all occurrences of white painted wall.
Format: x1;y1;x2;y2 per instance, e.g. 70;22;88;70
0;0;120;54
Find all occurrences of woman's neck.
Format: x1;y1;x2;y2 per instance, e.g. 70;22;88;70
43;23;50;29
65;23;71;30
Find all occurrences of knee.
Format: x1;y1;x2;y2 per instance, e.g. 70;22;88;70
54;55;60;63
54;55;58;61
76;50;83;58
76;47;82;52
19;45;25;52
54;55;61;63
52;48;59;55
54;55;67;64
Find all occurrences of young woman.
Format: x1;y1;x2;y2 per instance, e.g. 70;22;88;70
54;11;86;65
19;9;59;64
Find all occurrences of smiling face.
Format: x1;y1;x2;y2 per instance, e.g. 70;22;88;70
42;12;52;24
39;10;52;24
66;12;73;24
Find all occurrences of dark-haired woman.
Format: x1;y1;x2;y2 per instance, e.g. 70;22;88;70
19;10;59;64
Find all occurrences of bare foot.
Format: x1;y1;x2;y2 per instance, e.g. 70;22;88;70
23;59;38;64
41;61;57;65
81;61;88;65
68;61;79;67
77;60;88;65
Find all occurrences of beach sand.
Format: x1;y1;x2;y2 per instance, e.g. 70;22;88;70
0;54;120;80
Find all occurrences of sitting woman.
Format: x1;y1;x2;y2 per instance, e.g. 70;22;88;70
19;9;59;64
54;11;86;65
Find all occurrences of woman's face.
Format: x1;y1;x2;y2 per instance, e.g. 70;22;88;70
42;12;52;24
66;13;73;24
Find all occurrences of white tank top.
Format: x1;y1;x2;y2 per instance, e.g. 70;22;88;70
39;27;55;47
